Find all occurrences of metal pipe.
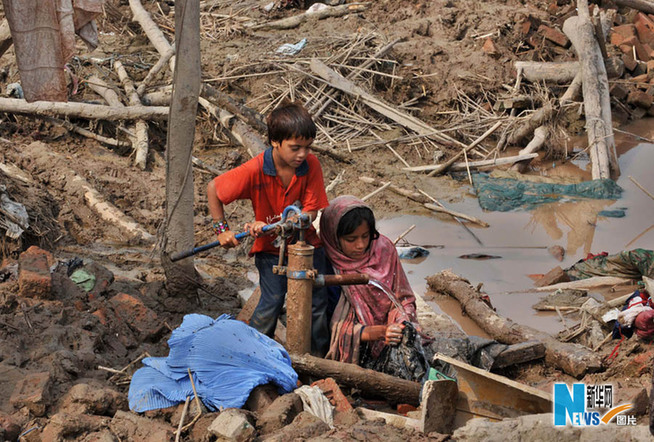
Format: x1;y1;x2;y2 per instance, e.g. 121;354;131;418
314;273;370;287
286;241;314;355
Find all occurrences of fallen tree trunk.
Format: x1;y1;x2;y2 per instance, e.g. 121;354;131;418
115;61;149;169
198;97;268;157
86;76;124;107
290;353;421;406
129;0;175;70
248;3;368;30
511;127;547;173
0;19;12;59
563;2;619;179
404;153;538;172
615;0;654;14
0;97;168;121
516;58;624;83
426;270;603;378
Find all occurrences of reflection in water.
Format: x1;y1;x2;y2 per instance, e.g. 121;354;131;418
528;199;611;256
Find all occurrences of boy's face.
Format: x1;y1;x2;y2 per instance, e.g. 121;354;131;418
272;136;313;169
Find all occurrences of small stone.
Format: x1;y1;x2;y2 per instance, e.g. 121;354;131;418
208;408;256;441
10;372;52;417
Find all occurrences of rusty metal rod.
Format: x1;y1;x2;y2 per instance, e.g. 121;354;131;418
314;273;370;287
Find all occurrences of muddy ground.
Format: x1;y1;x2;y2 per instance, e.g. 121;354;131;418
0;0;653;440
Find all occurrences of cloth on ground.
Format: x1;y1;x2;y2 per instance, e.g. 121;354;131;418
634;310;654;340
566;249;654;281
424;335;508;371
612;290;653;339
3;0;102;102
128;314;298;412
472;173;622;212
295;385;334;428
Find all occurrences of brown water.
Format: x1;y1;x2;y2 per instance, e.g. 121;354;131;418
377;119;654;337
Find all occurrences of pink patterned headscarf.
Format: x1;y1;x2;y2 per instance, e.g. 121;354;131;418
320;195;416;362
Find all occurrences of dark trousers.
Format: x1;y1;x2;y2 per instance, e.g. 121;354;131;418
250;247;330;356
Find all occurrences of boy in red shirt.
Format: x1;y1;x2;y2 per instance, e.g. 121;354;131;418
207;102;330;356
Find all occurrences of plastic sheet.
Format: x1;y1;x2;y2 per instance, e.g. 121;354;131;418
128;314;298;412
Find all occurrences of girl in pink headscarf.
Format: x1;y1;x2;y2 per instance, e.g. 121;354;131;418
320;195;417;365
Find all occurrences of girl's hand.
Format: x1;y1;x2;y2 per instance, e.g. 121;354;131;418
244;221;267;237
385;322;405;346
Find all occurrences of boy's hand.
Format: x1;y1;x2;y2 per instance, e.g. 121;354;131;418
244;221;268;237
217;231;239;248
385;322;405;346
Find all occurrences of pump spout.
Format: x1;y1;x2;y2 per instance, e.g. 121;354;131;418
314;273;370;287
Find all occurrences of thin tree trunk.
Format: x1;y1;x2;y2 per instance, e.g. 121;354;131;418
162;0;201;297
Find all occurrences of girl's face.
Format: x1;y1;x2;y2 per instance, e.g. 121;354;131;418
339;221;371;259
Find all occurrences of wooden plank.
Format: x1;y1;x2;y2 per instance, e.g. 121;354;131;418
435;354;552;429
491;341;546;369
535;276;632;292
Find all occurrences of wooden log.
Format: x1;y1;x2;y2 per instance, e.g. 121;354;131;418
115;61;149;170
129;0;175;69
87;75;124;107
507;104;554;146
511;127;547;173
615;0;654;14
516;58;624;83
0;97;168;121
198;97;267;157
491;341;546;369
247;3;368;31
426;270;603;378
201;84;268;134
142;89;172;106
0;19;12;59
404;153;538;172
137;45;175;96
46;117;131;148
309;59;466;149
563;2;619;179
290;353;422;406
426;121;503;176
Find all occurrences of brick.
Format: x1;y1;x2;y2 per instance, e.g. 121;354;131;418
538;24;570;47
18;246;53;299
534;266;569;288
208;409;255;440
611;32;627;47
60;383;127;416
109;293;164;341
110;410;175;442
635;12;654;45
610;83;631;101
634;39;651;62
516;20;531;37
245;383;279;414
257;393;303;435
311;377;353;413
482;37;499;56
613;24;638;40
624;52;639;72
10;372;52;417
397;403;417;415
622;349;654;377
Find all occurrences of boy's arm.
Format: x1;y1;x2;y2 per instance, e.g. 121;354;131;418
207;179;239;248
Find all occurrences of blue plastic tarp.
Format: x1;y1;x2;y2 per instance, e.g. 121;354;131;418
128;314;298;412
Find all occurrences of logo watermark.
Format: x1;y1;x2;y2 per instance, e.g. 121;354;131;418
553;383;634;427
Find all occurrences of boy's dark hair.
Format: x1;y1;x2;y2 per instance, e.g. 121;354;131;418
266;101;317;144
337;207;380;242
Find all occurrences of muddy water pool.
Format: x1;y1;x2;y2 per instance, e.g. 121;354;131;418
377;119;654;337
